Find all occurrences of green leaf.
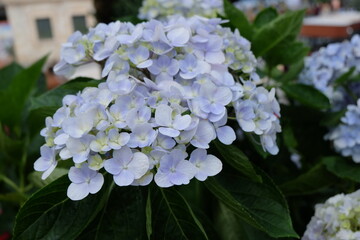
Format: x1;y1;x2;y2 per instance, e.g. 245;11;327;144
323;156;360;183
277;60;304;83
280;163;338;196
30;77;101;111
265;41;309;67
253;7;278;29
13;175;110;240
78;186;147;240
28;168;68;188
27;106;59;137
245;133;269;159
223;0;253;40
151;188;209;240
321;109;346;127
214;141;262;182
252;10;305;57
281;83;330;110
0;56;47;126
205;169;298;238
334;66;356;86
0;62;23;90
215;203;274;240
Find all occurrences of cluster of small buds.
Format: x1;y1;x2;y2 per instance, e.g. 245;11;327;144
35;16;281;200
302;189;360;240
138;0;223;20
299;35;360;111
326;99;360;163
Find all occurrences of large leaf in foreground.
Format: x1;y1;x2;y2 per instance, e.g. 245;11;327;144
13;175;110;240
215;203;274;240
151;188;209;240
214;141;262;182
78;186;147;240
205;169;298;238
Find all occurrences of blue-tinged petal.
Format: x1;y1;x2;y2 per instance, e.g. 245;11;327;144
205;51;225;64
104;158;122;175
67;182;89;201
154;171;172;187
159;127;180;137
173;115;192;131
88;173;104;194
167;26;191;47
216;126;236;145
41;161;58;180
128;152;150;179
114;170;135;186
155;104;173;126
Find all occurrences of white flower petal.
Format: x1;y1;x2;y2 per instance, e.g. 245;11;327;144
128;152;150;179
67;182;89;201
88;173;104;194
113;170;135;186
216;126;236;145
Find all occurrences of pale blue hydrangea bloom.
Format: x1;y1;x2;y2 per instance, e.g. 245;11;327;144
67;163;104;201
302;189;360;240
299;35;360;110
326;99;360;163
34;146;57;180
104;147;149;186
189;148;222;181
234;81;281;154
138;0;223;20
35;16;282;200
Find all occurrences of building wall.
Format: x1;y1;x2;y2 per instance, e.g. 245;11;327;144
3;0;95;66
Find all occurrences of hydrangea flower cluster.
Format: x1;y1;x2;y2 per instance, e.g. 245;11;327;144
326;99;360;163
35;16;281;200
138;0;223;20
299;35;360;111
302;189;360;240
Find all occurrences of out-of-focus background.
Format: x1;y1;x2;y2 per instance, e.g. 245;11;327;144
0;0;359;88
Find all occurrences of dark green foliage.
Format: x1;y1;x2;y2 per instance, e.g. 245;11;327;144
205;168;298;238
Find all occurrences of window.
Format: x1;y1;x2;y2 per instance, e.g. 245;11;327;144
36;18;53;39
72;16;87;34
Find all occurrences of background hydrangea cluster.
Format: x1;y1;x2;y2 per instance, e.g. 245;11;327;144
303;190;360;240
299;35;360;163
326;100;360;163
138;0;223;20
299;35;360;111
34;16;281;201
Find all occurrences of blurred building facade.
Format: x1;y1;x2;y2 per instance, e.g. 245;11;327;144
2;0;95;66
